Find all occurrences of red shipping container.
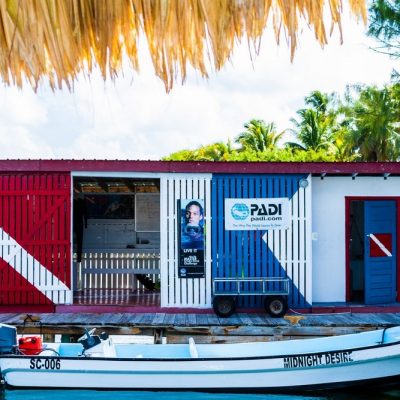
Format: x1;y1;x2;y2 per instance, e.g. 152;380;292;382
18;336;43;355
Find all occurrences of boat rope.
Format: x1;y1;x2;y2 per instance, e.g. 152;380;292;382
380;327;388;345
39;348;60;356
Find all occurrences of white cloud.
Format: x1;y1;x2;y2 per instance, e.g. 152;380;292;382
0;11;397;160
0;87;47;126
0;126;54;158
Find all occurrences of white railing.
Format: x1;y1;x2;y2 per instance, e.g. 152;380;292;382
75;249;160;291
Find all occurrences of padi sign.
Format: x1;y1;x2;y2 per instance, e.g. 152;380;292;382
225;198;290;231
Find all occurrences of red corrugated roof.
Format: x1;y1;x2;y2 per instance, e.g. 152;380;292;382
0;159;399;175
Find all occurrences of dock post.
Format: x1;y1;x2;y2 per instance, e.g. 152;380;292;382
154;328;164;344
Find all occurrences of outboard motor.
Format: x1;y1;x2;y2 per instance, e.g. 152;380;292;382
0;324;17;355
77;328;115;357
78;328;101;351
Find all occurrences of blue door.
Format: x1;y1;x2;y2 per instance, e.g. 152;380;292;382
364;201;397;304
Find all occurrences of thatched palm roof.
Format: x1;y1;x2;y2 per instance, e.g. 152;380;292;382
0;0;366;91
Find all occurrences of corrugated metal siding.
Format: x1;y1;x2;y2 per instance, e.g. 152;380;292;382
211;174;312;308
0;173;72;305
160;174;212;307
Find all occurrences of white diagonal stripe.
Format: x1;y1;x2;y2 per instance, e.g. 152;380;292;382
0;227;71;304
259;177;313;306
369;234;392;257
262;189;302;296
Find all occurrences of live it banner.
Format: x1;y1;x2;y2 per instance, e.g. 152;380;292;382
178;199;205;278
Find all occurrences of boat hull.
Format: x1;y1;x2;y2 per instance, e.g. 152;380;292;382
2;341;400;391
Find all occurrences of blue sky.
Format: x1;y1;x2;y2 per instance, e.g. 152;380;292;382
0;8;397;160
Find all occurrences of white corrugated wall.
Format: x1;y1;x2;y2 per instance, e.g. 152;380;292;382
160;174;212;307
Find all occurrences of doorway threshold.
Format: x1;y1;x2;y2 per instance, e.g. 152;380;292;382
309;303;400;314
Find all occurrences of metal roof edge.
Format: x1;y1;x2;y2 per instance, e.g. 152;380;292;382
0;160;398;175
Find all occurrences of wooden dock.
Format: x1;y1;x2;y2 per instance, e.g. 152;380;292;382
1;312;400;343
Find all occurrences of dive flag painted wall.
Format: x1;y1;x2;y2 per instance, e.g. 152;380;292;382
0;173;72;305
211;174;312;308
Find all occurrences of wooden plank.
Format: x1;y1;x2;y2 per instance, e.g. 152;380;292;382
206;314;219;325
0;314;22;324
175;179;183;306
16;325;155;336
152;313;166;325
304;175;312;305
292;185;300;306
163;313;176;326
167;178;176;306
186;314;197;326
287;179;294;306
160;177;169;308
118;313;144;324
47;175;54;303
298;177;306;307
15;175;22;305
166;335;280;344
81;268;160;275
237;313;254;325
217;314;241;326
8;175;16;305
245;313;265;325
197;178;206;306
225;176;233;295
1;312;399;331
185;178;194;307
174;313;187;326
195;314;209;326
138;313;157;325
203;178;212;307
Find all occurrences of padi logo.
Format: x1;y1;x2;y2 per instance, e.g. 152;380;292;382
231;203;250;220
249;202;283;222
225;198;288;231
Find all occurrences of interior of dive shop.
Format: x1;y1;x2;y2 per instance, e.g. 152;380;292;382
72;176;161;306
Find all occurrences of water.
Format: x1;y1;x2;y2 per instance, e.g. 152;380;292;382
1;390;400;400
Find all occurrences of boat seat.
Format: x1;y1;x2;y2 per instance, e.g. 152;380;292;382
188;337;198;358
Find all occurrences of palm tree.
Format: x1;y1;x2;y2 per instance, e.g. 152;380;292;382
287;91;336;151
235;120;284;152
368;0;400;58
341;85;400;161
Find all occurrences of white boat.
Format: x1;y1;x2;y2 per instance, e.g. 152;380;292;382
1;324;400;392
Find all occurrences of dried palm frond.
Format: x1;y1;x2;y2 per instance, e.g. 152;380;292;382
0;0;366;91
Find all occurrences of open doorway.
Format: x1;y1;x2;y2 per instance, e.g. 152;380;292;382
72;177;160;307
348;198;397;305
349;201;364;302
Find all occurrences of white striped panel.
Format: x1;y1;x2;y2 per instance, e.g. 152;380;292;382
160;174;212;308
175;178;186;304
160;177;169;307
292;186;300;299
0;227;72;304
305;175;313;305
263;175;312;306
298;181;306;302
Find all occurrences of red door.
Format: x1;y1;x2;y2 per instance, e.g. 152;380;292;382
0;173;71;306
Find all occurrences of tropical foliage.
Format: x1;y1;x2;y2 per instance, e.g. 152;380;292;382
287;91;337;151
164;83;400;162
368;0;400;58
339;84;400;161
235;120;283;152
